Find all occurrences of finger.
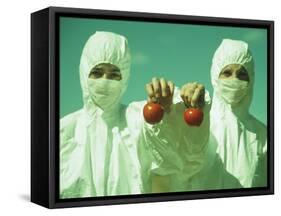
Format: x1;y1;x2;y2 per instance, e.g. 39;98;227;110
147;96;154;103
192;81;198;86
152;77;161;98
160;78;168;97
198;85;205;107
181;84;192;106
185;84;195;98
190;82;199;91
167;81;174;96
146;83;154;98
180;85;186;102
191;87;201;107
146;83;157;102
191;85;205;107
184;87;193;107
197;84;205;94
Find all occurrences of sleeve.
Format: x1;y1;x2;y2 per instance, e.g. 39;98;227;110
252;124;268;187
142;88;211;178
60;112;79;171
142;105;185;176
59;112;81;197
177;91;211;179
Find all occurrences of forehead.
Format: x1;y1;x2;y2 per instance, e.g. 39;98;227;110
221;64;247;73
94;63;120;71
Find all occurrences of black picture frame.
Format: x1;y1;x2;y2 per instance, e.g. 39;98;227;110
31;6;274;209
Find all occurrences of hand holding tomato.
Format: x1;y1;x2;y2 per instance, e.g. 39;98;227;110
180;82;205;108
145;77;175;113
180;82;205;126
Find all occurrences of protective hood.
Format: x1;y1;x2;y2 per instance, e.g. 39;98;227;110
211;39;255;117
79;31;131;117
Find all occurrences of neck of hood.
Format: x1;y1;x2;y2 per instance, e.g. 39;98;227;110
83;95;123;126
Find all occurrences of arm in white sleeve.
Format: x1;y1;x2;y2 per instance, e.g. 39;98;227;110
175;91;211;180
142;87;211;177
142;104;185;176
59;110;84;197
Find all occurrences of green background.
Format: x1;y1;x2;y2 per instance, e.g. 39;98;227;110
60;17;267;125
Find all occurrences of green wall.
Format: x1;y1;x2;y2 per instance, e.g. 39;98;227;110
60;17;267;125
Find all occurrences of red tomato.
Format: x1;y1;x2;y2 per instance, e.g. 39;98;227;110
143;102;164;124
183;108;204;126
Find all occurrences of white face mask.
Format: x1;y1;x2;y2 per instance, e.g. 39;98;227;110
87;78;123;110
217;79;249;105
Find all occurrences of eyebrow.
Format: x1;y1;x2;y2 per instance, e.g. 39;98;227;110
93;66;120;71
238;69;248;74
222;70;231;73
109;70;121;74
92;67;102;71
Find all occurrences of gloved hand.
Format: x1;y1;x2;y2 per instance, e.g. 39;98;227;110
145;77;175;112
180;82;205;108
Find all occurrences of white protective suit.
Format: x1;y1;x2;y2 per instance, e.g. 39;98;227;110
60;31;211;198
202;39;267;189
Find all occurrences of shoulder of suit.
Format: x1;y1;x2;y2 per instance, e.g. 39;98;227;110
124;101;146;128
60;109;84;131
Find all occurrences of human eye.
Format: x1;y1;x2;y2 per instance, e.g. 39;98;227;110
108;73;122;80
238;71;249;81
89;69;103;78
238;73;249;80
221;70;232;77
